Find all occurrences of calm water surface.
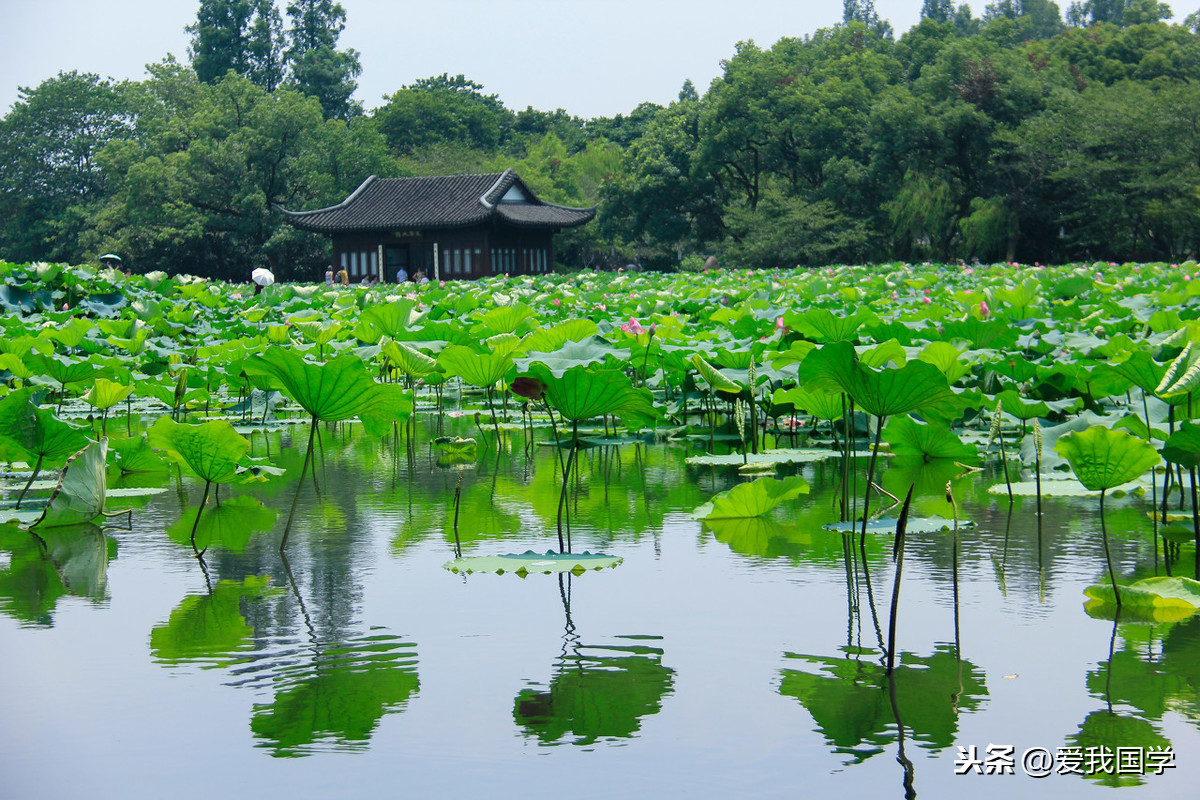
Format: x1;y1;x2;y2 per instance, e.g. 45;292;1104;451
2;417;1199;799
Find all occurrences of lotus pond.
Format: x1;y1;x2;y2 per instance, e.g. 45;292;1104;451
2;260;1200;798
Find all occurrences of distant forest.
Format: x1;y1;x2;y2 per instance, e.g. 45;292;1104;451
2;0;1199;281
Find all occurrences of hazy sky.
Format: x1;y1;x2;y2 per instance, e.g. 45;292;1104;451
2;1;1195;119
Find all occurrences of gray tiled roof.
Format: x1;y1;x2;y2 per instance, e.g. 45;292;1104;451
279;170;596;233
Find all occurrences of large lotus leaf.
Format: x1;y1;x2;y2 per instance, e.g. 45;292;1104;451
1162;422;1200;469
485;332;524;359
917;341;972;384
519;319;600;355
516;336;631;377
444;550;622;575
479;302;538;335
1084;577;1200;623
0;387;90;467
107;434;168;473
356;383;415;438
693;475;810;520
994;389;1063;421
250;633;419;755
31;439;108;529
770;340;819;369
514;644;674;745
525;363;659;427
784;307;879;343
857;339;906;369
24;353;106;390
291;320;343;346
243;347;380;420
78;291;128;317
437;344;514;388
771;386;844;422
167;496;278;553
381;340;437;378
1019;410;1114;470
1108;350;1168;394
150;576;278;665
81;377;134;411
985;478;1148;498
798;341;954;418
1055;426;1160;491
147;417;249;484
882;416;978;463
353;298;426;342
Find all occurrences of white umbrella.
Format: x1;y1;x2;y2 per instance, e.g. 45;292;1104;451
251;268;275;287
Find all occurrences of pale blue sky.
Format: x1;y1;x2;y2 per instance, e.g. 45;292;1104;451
1;1;1194;119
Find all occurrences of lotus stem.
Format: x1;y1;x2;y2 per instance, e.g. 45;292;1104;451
281;412;319;551
15;453;44;508
887;484;915;675
859;413;887;545
1099;489;1121;612
191;480;212;553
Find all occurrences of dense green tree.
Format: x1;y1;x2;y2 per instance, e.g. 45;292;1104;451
0;71;135;263
374;74;513;155
188;0;284;90
284;0;361;119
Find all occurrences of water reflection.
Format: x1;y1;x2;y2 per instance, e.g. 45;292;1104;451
513;574;675;746
0;521;114;626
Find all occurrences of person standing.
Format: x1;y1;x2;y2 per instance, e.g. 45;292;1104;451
325;266;334;286
395;266;408;283
337;266;349;286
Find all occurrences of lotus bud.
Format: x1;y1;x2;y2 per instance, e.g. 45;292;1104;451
988;400;1003;445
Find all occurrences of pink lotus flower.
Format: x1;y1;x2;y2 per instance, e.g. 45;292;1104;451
923;296;931;304
551;298;561;306
980;300;990;319
775;316;786;331
620;317;645;335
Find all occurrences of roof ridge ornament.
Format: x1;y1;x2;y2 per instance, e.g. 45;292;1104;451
479;168;513;209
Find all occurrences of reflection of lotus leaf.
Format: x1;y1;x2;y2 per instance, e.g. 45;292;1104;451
165;496;279;552
1067;711;1172;787
0;522;112;626
250;634;419;756
779;646;987;763
514;643;675;746
150;576;277;666
444;550;621;576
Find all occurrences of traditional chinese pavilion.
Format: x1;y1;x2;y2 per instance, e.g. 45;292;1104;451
279;170;596;281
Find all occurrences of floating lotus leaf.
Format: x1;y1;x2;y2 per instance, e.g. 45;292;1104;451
1084;577;1200;622
684;449;836;466
443;550;622;575
1055;426;1160;491
821;516;972;534
986;478;1148;497
692;475;810;520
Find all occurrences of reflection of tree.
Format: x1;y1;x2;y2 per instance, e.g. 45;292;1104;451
513;574;675;746
779;645;987;764
0;522;113;626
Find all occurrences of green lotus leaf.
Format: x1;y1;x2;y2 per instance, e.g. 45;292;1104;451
353;298;426;343
684;449;836;467
0;387;90;468
821;516;971;534
356;383;415;438
516;336;631;377
1156;342;1200;398
917;341;972;384
519;319;600;355
381;340;437;378
691;353;743;395
107;434;168;473
291;320;343;346
525;363;659;427
1084;577;1200;623
858;338;906;369
243;347;381;421
784;307;879;343
1055;426;1161;491
25;353;107;391
1162;422;1200;469
771;386;844;422
79;291;128;317
32;439;108;529
1109;350;1168;394
81;377;134;411
147;417;249;485
883;416;979;463
693;475;810;520
798;341;954;418
985;478;1147;497
479;302;538;335
437;344;514;388
444;550;622;575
